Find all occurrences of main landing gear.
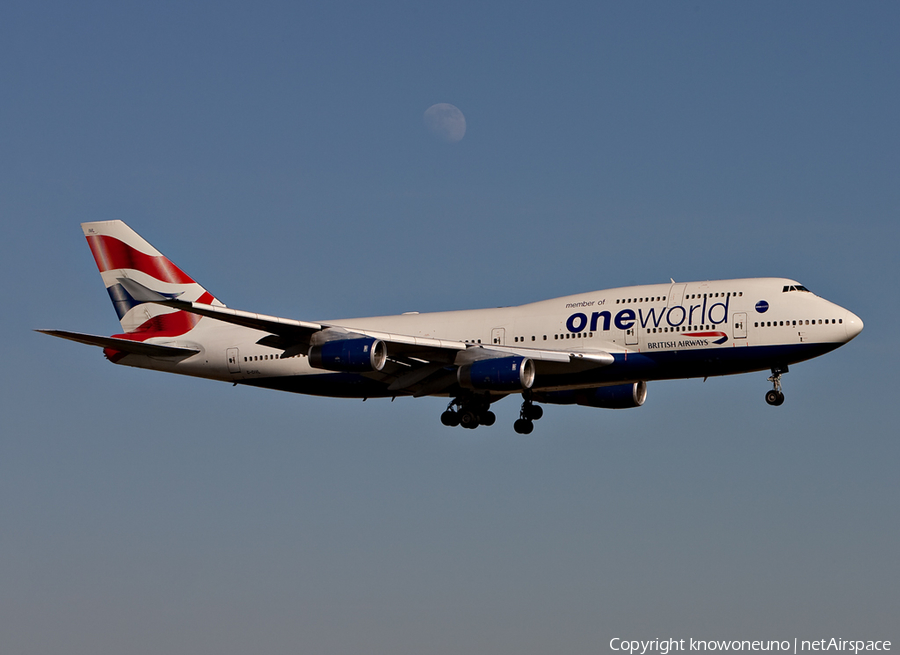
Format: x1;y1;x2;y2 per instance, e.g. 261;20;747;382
441;395;495;430
765;365;788;406
439;393;545;433
513;393;543;434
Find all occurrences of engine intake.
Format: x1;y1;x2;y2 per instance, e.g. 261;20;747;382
535;381;647;409
308;337;387;372
458;356;535;391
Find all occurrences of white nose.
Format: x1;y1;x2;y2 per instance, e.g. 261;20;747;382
844;311;864;341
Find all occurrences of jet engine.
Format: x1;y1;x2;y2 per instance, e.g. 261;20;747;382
457;356;535;391
308;337;387;372
534;381;647;409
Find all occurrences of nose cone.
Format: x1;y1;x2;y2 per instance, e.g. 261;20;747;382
844;311;864;342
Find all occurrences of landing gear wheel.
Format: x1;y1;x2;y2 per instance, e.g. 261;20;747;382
518;392;543;430
514;419;534;434
459;410;480;429
764;390;785;406
444;394;495;430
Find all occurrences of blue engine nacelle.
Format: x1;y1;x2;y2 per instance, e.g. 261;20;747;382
457;356;535;391
534;381;647;409
308;337;387;372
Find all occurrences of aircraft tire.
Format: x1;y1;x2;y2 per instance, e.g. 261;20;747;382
514;419;534;434
460;411;480;429
479;411;496;427
441;410;460;427
765;390;784;406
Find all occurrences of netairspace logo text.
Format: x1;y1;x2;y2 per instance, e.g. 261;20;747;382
609;638;891;655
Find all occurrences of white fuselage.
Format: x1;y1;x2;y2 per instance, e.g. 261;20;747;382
118;277;862;398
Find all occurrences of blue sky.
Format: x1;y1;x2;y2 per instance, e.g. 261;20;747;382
2;2;898;653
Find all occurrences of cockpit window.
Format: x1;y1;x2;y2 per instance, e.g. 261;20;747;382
782;285;812;293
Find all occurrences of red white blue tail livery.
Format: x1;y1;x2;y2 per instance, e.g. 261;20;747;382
83;220;223;336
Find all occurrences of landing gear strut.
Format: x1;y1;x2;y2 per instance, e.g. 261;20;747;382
514;393;543;434
441;395;495;430
765;365;788;406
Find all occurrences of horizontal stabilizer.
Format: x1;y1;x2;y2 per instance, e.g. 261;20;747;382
37;329;199;358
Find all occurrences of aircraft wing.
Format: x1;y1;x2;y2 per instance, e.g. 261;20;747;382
117;276;468;361
116;277;614;393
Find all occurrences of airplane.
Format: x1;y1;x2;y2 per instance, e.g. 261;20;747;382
39;221;864;434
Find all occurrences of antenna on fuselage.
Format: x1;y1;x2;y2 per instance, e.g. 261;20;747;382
670;278;676;283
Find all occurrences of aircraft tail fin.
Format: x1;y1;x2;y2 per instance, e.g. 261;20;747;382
81;221;224;336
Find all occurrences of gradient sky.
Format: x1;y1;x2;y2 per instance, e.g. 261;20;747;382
2;2;898;654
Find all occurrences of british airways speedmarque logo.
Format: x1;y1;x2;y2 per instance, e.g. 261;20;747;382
683;330;729;345
755;300;769;313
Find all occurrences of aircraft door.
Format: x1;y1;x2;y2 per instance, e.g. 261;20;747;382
491;328;505;346
226;348;241;373
625;325;638;346
733;313;747;339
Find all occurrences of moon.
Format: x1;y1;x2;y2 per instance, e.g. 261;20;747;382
424;103;466;143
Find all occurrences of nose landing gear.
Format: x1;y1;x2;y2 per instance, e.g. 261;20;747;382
765;365;788;406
